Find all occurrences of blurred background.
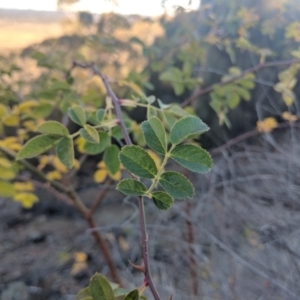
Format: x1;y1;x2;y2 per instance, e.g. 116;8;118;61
1;0;300;299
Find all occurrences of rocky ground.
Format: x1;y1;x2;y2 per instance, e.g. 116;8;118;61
1;129;300;300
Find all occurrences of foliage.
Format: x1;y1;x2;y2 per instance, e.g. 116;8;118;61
1;0;300;298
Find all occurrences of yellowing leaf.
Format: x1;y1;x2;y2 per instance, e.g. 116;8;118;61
46;170;62;181
14;181;34;192
53;156;68;173
3;114;19;127
109;169;122;181
17;129;29;141
0;103;9;118
74;252;88;263
75;136;85;153
0;166;15;180
73;159;80;170
71;261;88;276
282;111;298;122
282;91;295;106
0;181;16;198
97;160;106;168
38;155;52;170
256;117;278;133
14;192;38;208
146;149;162;169
17;100;38;113
94;169;107;183
0;157;12;168
0;137;22;151
23;120;37;131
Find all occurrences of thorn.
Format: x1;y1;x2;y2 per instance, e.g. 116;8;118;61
128;260;145;274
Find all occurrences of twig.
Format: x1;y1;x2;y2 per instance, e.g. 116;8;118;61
210;121;300;156
87;178;112;218
73;60;163;300
181;58;300;107
0;144;122;285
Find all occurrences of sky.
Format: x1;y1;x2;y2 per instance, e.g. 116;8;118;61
0;0;200;16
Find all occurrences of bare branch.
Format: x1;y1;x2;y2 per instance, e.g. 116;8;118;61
182;58;300;107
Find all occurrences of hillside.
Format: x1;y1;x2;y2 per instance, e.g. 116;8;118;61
0;9;73;52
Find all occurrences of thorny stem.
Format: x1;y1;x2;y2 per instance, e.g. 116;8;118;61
0;144;122;286
73;61;163;300
181;58;300;107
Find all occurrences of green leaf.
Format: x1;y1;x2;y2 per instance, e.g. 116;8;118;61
159;67;182;83
167;104;189;117
235;87;251;101
170;116;209;145
123;289;140;300
16;134;60;160
104;145;120;175
146;95;156;104
172;82;185;96
68;106;86;126
227;92;240;109
159;171;194;199
0;181;16;198
170;144;212;173
141;117;167;154
83;132;111;155
32;102;53;118
80;125;100;143
37;121;69;136
239;79;254;89
152;191;174;210
117;179;147;196
119;145;157;179
90;273;114;300
56;137;74;169
76;287;92;300
162;111;178;129
112;126;123;140
147;105;158;120
97;109;106;122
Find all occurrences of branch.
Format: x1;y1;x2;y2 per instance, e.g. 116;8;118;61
0;144;122;285
210;121;300;156
181;58;300;107
87;178;112;218
73;61;162;300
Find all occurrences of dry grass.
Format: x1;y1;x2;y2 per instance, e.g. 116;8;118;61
0;20;64;52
